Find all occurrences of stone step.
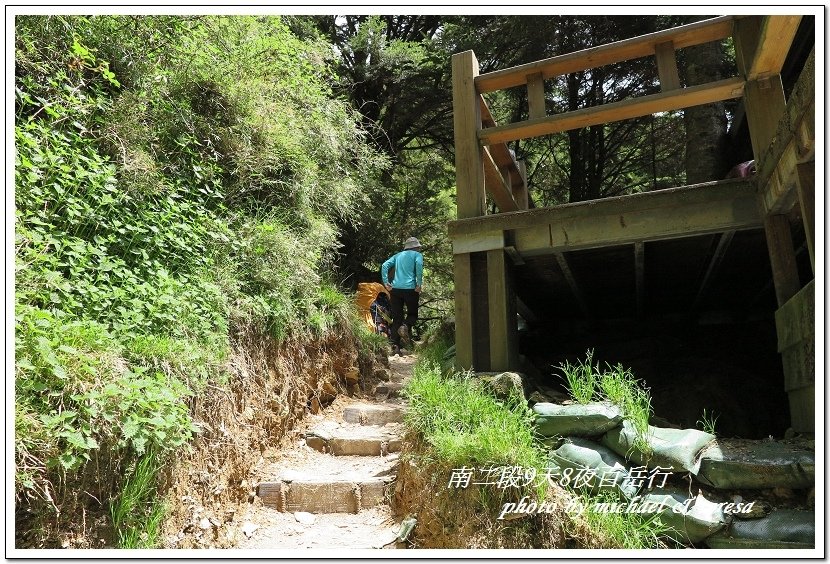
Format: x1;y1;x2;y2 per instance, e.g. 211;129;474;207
342;402;406;426
236;507;400;549
257;454;398;514
374;380;406;399
305;421;404;456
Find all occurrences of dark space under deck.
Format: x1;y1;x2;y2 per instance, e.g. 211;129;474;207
513;221;812;440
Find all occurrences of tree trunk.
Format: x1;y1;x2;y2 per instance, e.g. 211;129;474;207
683;41;730;184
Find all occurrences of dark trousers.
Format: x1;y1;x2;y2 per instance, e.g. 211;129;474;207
390;288;419;346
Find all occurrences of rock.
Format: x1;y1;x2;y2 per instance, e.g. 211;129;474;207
345;367;360;383
198;517;212;530
294;511;316;525
373;367;391;381
477;371;527;401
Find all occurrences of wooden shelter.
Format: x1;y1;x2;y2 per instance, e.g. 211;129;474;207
449;15;816;433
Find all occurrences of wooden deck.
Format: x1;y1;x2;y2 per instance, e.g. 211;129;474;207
449;15;816;432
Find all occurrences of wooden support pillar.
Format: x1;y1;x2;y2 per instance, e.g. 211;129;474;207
655;41;680;91
527;72;546;119
452;51;485;219
453;253;475;370
487;249;518;372
634;242;645;317
795;162;815;271
764;214;801;308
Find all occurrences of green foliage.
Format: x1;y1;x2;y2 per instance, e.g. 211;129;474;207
558;350;653;455
565;490;670;549
14;14;387;544
558;349;600;404
110;449;166;548
696;408;720;436
404;360;543;472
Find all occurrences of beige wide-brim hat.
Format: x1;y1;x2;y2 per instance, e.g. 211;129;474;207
403;237;422;250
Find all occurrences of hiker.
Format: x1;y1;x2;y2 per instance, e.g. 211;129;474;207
381;237;423;355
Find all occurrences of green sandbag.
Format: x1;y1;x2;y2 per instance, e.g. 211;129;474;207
601;419;715;474
704;509;815;549
549;438;639;499
696;438;815;490
533;402;623;438
639;488;727;544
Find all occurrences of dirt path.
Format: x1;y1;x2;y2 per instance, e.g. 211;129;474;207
232;352;416;551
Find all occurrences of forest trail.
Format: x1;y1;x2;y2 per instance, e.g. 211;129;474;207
233;352;416;551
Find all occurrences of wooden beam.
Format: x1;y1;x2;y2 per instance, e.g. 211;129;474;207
513;160;529;210
747;16;803;79
487;249;517;371
453;253;474;370
756;48;815;214
478;96;524;189
504;245;525;265
655;41;680;91
452;230;504;255
795;162;815;271
555;252;591;319
483;146;519;212
475;16;735;93
452;51;485;219
527;72;546;119
763;214;801;307
693;231;735;310
449;180;761;255
479;77;745;145
743;75;787;164
634;242;645;317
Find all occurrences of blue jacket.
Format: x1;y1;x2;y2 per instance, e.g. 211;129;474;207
382;250;423;290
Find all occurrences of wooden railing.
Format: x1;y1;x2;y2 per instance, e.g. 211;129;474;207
452;15;804;220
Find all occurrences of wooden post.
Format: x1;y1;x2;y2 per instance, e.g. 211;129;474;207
527;72;546;119
795;162;815;271
655;41;680;91
453;253;475;370
487;249;517;371
764;214;801;307
452;51;485;219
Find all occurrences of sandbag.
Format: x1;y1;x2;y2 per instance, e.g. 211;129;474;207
704;509;815;549
601;419;715;474
533;402;623;438
639;489;727;544
548;438;639;499
695;438;815;490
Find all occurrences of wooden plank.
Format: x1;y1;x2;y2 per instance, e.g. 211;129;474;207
743;76;787;163
527;72;546;119
452;231;504;255
693;231;735;310
554;252;591;319
452;51;485;219
795;162;815;270
756;48;815;214
479;77;745;145
763;214;801;307
476;16;735;93
775;280;815;352
655;41;680;91
487;249;517;371
453;253;474;370
634;242;645;317
747;15;803;79
479;96;524;189
483;146;519;212
449;179;759;242
504;245;525;265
